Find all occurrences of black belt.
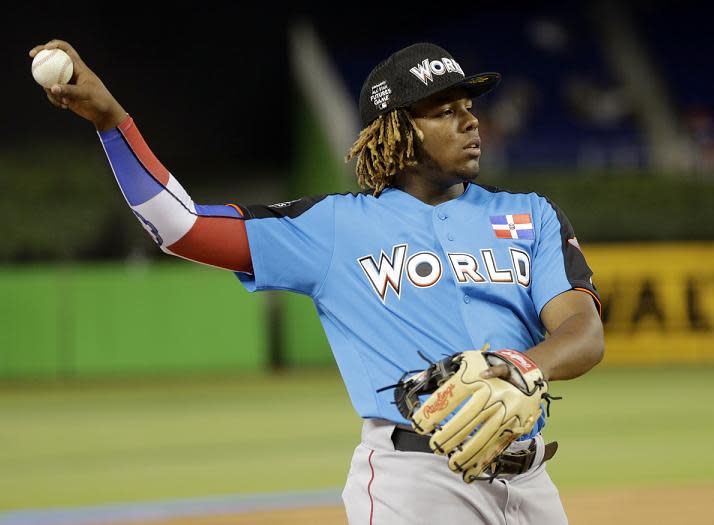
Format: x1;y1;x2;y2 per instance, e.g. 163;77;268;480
391;427;558;475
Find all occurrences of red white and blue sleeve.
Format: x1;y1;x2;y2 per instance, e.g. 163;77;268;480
97;115;252;273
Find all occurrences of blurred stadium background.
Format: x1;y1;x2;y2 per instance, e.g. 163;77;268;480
2;3;713;524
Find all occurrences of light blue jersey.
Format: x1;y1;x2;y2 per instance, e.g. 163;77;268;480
234;182;600;438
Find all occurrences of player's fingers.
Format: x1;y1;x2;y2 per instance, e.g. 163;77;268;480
28;43;53;57
50;82;89;102
480;364;510;379
44;89;64;109
29;39;64;57
29;39;87;70
47;40;87;70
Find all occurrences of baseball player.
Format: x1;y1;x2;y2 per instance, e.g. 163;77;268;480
31;39;604;524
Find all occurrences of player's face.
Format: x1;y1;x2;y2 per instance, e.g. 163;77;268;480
409;87;481;183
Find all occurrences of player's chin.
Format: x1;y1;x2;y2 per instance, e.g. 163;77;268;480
456;160;480;181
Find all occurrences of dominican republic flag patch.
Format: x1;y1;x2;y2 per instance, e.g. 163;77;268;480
490;214;535;239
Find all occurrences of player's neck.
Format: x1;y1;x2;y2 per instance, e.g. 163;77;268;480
393;172;467;206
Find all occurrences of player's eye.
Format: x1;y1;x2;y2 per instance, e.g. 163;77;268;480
440;108;454;117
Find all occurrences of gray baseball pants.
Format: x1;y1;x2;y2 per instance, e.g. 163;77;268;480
342;418;568;524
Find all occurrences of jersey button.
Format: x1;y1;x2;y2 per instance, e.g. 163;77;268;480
438;212;447;220
463;294;470;303
447;233;455;241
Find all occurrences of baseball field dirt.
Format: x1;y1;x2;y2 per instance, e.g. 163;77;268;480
100;486;711;525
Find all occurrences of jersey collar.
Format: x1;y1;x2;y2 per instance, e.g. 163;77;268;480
380;181;475;209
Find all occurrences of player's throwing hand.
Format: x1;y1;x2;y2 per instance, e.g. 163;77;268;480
29;39;127;131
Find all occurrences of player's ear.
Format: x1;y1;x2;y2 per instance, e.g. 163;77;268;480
406;111;424;142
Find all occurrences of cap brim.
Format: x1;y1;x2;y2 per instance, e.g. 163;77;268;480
455;72;502;98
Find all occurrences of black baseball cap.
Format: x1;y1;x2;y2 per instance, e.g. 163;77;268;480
359;42;501;126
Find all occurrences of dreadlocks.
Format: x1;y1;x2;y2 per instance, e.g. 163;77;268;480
345;108;424;196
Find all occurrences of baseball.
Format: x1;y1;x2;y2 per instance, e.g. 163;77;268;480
31;48;73;89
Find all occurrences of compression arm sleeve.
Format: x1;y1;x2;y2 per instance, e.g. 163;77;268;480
97;115;252;273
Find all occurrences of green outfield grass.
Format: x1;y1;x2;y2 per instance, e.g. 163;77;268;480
0;365;712;511
543;365;714;489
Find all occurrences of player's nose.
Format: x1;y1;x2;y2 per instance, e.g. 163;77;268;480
462;110;479;132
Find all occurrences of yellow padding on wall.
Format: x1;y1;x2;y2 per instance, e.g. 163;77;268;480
581;242;714;364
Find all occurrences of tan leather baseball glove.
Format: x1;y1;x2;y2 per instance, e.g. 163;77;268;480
392;345;554;483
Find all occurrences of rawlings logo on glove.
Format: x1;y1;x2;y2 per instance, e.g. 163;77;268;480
422;384;456;419
389;345;558;483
